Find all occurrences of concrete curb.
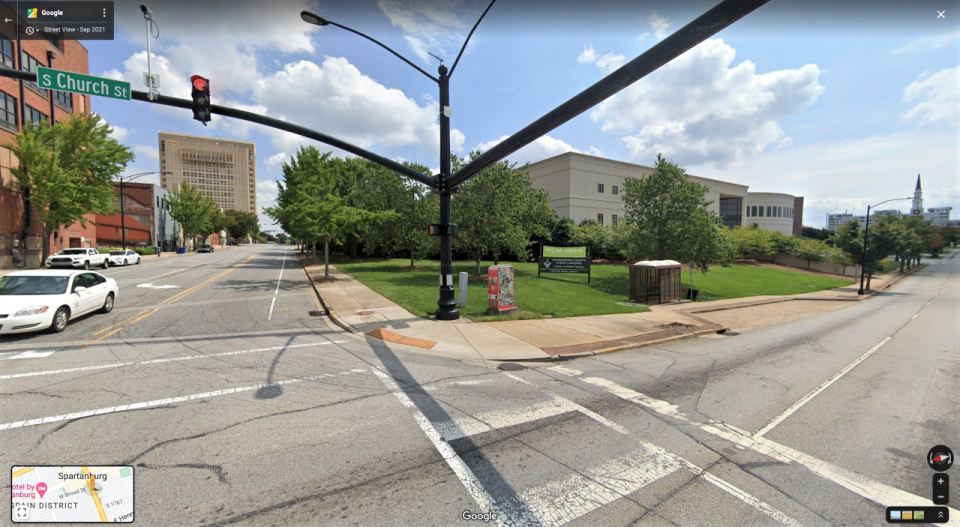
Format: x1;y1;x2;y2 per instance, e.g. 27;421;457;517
489;326;725;363
297;256;359;335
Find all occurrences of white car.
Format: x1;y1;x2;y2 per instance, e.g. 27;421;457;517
107;250;141;266
46;248;109;269
0;270;118;334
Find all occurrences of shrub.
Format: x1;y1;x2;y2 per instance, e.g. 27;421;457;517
134;248;156;255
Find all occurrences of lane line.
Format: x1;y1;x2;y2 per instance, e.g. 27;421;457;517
0;341;347;381
753;337;892;438
579;375;960;521
268;248;287;321
0;368;367;431
371;368;513;527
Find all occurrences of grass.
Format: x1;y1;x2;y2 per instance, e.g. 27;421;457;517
330;258;854;320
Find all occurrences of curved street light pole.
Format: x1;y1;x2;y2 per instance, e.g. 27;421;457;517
301;2;495;320
858;196;911;295
118;171;172;251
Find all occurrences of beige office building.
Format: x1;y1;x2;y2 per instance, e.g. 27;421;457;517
158;131;257;214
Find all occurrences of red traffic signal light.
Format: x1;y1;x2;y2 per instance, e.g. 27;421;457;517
190;75;211;125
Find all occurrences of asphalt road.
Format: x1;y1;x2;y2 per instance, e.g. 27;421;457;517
1;245;957;526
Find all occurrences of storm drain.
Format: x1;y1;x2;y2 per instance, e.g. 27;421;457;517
308;310;326;317
497;363;525;371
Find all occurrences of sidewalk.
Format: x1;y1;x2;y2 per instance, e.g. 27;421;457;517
298;255;927;368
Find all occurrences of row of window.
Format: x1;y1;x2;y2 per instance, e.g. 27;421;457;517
597;184;619;195
747;205;793;219
0;89;54;130
596;213;619;225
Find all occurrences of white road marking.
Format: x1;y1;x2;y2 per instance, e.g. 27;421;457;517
371;368;514;527
434;399;575;442
0;368;367;431
268;248;287;321
136;283;180;289
501;373;801;526
0;350;55;361
549;365;583;377
0;341;346;380
753;336;892;438
422;378;494;391
580;375;960;522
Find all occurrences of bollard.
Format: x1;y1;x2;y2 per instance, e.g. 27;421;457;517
458;272;468;308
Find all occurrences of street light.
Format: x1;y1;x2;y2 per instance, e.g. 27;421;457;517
301;2;495;321
117;171;173;251
858;197;911;295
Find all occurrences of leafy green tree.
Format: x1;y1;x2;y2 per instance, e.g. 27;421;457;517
801;226;833;242
620;154;729;275
166;181;219;248
792;237;829;268
768;231;799;264
941;225;960;248
223;209;260;241
8;114;134;261
570;219;611;259
265;147;388;278
452;152;554;276
277;233;290;244
723;226;774;259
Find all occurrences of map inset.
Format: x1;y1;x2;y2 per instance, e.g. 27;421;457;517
11;466;134;523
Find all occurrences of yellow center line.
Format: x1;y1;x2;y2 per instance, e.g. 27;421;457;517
82;466;107;522
11;467;34;478
73;250;264;349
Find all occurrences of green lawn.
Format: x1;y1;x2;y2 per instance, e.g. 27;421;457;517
331;258;854;320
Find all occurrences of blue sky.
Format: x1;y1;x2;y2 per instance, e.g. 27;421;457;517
85;0;959;230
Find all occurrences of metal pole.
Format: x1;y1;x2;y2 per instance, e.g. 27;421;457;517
858;204;870;295
144;16;155;101
435;64;459;320
120;179;126;250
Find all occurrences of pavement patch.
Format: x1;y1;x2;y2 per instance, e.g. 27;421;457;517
366;328;436;349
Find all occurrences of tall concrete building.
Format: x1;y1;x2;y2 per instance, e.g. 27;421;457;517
158;131;257;215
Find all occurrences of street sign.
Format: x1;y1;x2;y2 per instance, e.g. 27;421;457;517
36;66;131;100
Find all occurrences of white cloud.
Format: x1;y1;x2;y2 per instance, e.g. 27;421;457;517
688;129;958;227
648;11;672;39
893;29;960;55
377;0;473;63
251;58;465;155
265;152;288;170
578;44;598;64
588;146;603;157
108;125;129;142
902;66;960;126
133;145;159;162
590;38;825;168
595;52;626;74
475;135;580;165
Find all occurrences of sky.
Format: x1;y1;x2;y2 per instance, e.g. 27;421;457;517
79;0;960;230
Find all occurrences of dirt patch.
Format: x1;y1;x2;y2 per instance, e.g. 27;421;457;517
467;274;488;282
655;322;698;335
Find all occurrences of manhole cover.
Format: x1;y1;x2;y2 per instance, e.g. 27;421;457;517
498;363;524;371
356;310;376;315
308;310;325;317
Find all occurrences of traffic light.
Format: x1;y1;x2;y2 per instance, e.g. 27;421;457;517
190;75;211;125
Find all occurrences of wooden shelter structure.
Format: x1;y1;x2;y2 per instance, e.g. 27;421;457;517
628;260;683;305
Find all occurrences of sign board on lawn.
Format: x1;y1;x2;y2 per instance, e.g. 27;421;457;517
36;66;131;100
538;246;591;282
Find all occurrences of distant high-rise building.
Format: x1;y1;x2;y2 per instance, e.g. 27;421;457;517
158;131;257;215
925;207;952;226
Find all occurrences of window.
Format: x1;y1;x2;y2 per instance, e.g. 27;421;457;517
758;206;764;217
612;214;618;226
0;90;17;131
719;197;743;228
0;35;14;69
20;51;45;94
597;213;604;223
767;206;772;217
746;206;751;217
25;105;47;125
612;185;618;195
598;183;604;193
750;205;756;217
53;89;73;112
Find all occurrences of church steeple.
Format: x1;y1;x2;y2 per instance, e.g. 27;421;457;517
911;173;923;217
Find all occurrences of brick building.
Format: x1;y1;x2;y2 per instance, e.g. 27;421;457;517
96;182;181;250
0;3;94;269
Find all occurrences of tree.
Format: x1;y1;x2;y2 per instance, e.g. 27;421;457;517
724;225;774;259
941;225;960;248
166;182;219;248
265;147;387;278
833;217;900;290
620;154;729;275
8;114;134;262
801;226;832;242
570;219;611;260
452;152;554;276
222;209;259;241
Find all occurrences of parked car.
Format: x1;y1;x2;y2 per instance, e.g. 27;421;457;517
107;250;141;266
46;248;108;270
0;270;118;334
198;245;215;253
